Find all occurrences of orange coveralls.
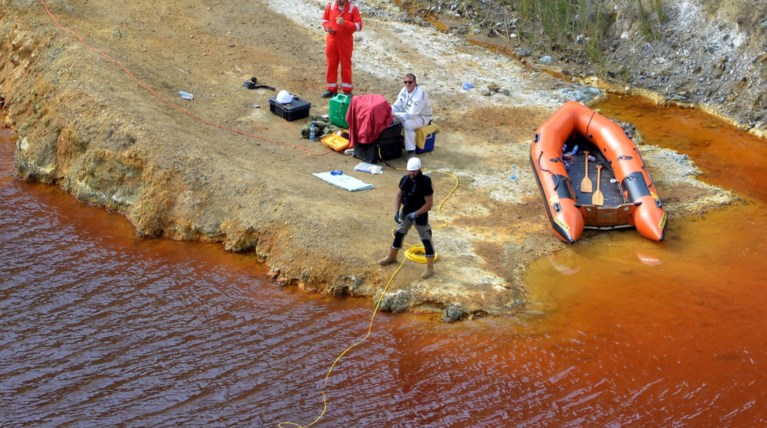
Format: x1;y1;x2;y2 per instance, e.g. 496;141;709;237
322;1;362;94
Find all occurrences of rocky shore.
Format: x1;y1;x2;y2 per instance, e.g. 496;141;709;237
0;0;743;320
406;0;767;137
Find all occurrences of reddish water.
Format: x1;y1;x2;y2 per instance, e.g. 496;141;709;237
2;96;766;427
596;95;767;202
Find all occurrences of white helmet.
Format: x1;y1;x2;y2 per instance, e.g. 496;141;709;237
276;90;292;104
407;157;422;171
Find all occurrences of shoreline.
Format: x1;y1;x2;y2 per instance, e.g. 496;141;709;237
0;0;739;320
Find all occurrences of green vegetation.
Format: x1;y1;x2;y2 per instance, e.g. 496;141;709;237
515;0;611;64
408;0;667;77
636;0;667;40
513;0;667;57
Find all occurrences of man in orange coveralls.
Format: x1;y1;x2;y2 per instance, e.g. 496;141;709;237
321;0;362;98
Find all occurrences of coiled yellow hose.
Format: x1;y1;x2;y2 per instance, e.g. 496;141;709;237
404;244;437;263
280;164;458;427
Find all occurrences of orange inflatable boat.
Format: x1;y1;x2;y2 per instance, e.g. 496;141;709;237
530;101;667;243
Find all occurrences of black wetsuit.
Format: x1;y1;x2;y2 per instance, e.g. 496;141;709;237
398;172;433;226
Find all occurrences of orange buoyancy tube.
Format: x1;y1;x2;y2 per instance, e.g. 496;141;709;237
530;101;667;243
530;102;590;243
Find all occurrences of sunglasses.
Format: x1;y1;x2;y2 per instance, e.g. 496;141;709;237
403;80;414;84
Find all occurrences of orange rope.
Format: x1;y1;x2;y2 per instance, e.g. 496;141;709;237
38;0;332;157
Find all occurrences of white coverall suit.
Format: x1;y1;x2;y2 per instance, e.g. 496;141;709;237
391;84;433;152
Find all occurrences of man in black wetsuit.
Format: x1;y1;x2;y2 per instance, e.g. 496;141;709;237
378;157;436;279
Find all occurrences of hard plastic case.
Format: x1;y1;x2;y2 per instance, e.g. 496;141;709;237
268;96;311;121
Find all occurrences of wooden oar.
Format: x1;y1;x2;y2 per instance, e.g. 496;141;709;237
592;164;604;206
580;150;592;193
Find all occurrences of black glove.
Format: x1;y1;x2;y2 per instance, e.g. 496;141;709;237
407;212;418;221
394;212;401;224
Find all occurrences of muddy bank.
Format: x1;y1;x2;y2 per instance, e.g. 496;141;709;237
0;0;738;320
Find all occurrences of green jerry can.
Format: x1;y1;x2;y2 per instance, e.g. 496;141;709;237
328;93;351;128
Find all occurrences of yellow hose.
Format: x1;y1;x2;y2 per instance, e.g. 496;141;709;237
404;244;437;264
280;164;458;427
279;257;408;428
392;165;459;263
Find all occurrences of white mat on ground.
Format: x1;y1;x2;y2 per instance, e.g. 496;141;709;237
312;171;374;192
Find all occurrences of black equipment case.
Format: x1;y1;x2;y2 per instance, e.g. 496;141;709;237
269;96;311;121
353;123;403;164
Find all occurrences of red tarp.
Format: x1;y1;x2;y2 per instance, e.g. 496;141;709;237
345;94;393;147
